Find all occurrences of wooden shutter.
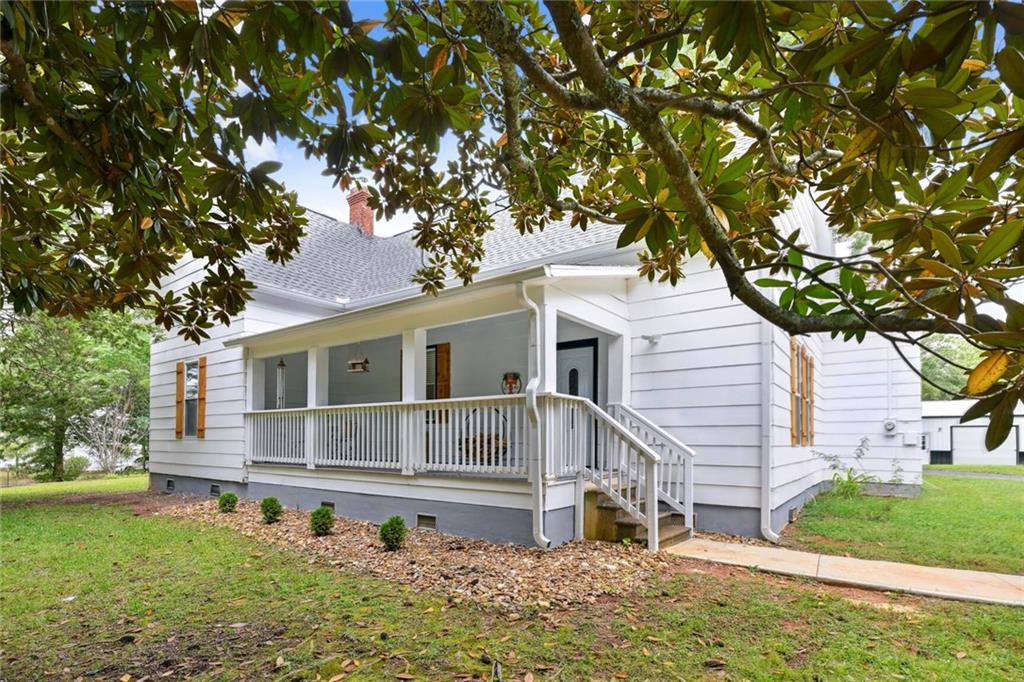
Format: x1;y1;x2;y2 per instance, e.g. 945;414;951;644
434;343;451;400
800;346;810;446
808;356;815;445
196;356;208;439
789;337;798;445
175;361;185;439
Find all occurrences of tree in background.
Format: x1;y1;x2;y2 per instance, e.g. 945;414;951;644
2;1;1023;445
920;335;984;401
0;312;150;480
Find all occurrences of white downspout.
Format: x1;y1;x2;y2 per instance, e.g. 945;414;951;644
760;319;781;543
517;282;551;548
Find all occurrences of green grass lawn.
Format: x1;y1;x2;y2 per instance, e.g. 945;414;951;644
787;475;1024;575
0;473;148;503
925;464;1024;477
2;479;1023;680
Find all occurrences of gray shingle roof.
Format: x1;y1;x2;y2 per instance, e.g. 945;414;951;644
242;209;624;304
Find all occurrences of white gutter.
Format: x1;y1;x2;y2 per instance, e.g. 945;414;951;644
517;282;551;548
759;318;781;543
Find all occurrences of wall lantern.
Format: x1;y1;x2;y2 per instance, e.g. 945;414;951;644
347;357;370;373
275;358;287;409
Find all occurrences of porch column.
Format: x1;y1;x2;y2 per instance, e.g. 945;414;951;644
532;297;558;480
537;300;558;395
307;347;329;407
400;329;426;474
401;329;427;401
304;347;328;470
244;351;264;465
607;334;631;405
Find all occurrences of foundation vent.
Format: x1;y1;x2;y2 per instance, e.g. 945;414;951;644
210;484;221;497
416;514;437;530
165;479;175;492
320;501;336;511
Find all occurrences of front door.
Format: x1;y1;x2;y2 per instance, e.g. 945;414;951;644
556;339;597;402
557;339;598;468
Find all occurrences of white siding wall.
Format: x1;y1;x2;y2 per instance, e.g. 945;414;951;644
626;259;765;509
769;333;924;501
149;272;336;482
427;312;529;398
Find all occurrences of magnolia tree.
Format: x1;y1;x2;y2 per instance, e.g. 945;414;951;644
2;1;1023;446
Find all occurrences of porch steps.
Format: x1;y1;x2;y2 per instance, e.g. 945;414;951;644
584;490;692;549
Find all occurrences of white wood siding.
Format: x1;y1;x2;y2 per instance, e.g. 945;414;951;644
769;331;924;503
626;259;764;509
149;268;337;483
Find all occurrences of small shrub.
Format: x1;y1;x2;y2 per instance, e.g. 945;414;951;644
379;515;407;551
260;496;283;524
830;469;874;499
218;492;238;513
310;506;335;536
63;455;91;481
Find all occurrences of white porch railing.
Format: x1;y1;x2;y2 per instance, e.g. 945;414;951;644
246;395;528;476
610;402;696;531
245;394;676;551
540;393;662;550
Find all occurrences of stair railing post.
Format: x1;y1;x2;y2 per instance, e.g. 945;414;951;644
684;453;694;530
645;456;659;552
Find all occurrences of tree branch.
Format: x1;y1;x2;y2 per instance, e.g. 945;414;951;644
541;0;954;337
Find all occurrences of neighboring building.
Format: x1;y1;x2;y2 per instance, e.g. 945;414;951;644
923;400;1024;466
149;188;923;549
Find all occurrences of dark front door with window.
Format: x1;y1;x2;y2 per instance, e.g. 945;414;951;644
556;339;598;402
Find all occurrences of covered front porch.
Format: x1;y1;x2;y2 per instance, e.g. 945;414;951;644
229;267;693;549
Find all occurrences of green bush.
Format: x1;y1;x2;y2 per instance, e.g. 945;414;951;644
379;515;408;552
218;492;238;513
310;506;335;536
63;455;91;481
260;496;283;524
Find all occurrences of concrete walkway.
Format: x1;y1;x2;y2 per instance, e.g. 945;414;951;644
668;538;1024;607
925;469;1024;481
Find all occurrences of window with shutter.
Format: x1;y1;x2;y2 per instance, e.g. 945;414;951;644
790;339;815;446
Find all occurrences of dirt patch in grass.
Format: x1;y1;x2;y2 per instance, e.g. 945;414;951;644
160;498;667;613
0;490;184;514
23;618;293;680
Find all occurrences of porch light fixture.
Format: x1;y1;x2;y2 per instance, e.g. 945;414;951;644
641;334;662;344
275;358;287;409
347;357;370;373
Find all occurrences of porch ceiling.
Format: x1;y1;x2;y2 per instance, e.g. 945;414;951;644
227;264;637;357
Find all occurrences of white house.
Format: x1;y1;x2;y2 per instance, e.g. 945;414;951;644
149;189;923;550
923;400;1024;466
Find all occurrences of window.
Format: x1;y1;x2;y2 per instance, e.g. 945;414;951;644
184;360;200;437
176;356;205;439
425;347;437;400
789;338;815;446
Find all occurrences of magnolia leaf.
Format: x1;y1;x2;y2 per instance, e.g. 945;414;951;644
842;128;880;163
985;394;1017;450
973;129;1024;182
965;352;1010;395
995;48;1024;99
975;220;1024;268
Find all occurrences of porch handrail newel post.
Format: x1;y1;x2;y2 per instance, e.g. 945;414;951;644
304;410;315;470
645;456;659;552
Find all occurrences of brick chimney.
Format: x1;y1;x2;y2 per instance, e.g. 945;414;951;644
347;189;374;236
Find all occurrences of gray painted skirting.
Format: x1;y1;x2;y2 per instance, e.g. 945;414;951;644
149;473;575;547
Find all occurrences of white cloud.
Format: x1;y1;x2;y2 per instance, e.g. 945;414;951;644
244;136;278;165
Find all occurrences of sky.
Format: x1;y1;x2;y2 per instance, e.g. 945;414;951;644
244;1;425;236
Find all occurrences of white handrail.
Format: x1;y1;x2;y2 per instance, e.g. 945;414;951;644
539;392;661;551
608;402;696;531
244;395;528;477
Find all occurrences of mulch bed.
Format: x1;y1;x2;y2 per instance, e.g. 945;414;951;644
159;498;668;613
